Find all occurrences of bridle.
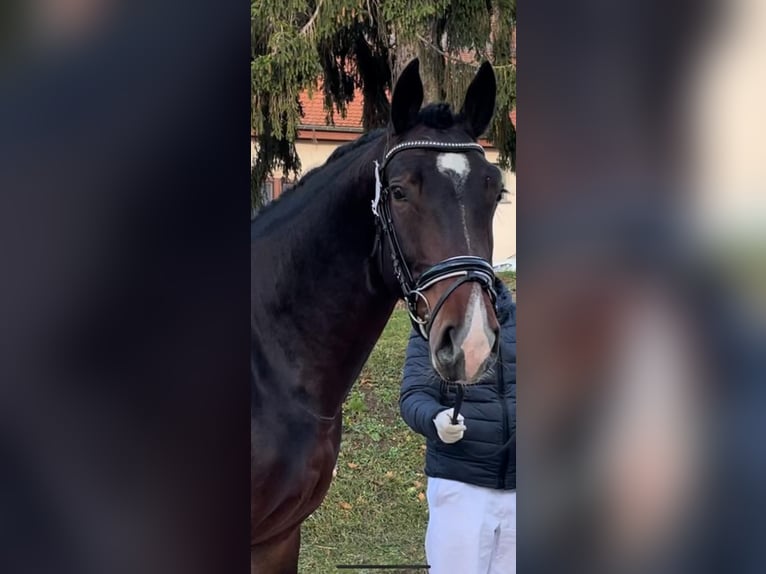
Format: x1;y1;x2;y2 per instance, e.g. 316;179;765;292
372;139;498;340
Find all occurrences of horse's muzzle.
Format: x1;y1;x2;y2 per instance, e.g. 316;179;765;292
429;284;500;383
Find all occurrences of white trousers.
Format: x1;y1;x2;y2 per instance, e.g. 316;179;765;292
425;477;516;574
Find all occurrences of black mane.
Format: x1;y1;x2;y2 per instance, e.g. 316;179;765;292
326;128;386;163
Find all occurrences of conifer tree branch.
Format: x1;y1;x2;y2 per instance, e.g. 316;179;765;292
416;33;514;68
301;0;325;37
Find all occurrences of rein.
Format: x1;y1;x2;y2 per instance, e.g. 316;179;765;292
451;347;514;459
372;140;497;340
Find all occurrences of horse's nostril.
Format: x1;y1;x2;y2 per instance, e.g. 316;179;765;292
435;327;457;362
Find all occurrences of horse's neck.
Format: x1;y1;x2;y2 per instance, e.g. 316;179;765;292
254;173;398;416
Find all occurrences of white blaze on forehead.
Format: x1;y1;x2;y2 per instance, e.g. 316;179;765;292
436;153;471;182
437;152;473;251
460;284;495;381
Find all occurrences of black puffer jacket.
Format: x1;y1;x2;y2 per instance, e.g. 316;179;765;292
399;278;516;490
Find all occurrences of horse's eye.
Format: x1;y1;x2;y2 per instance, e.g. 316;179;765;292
391;186;406;201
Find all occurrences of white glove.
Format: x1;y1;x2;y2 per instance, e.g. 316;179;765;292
433;408;467;444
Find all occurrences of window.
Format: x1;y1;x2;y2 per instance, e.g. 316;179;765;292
252;179;275;218
261;180;274;203
281;177;297;194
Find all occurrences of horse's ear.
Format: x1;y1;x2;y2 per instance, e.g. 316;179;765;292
460;62;497;139
391;59;424;134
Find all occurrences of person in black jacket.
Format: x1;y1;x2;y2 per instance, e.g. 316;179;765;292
400;276;516;574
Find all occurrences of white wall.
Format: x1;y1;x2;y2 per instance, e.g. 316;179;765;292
484;149;517;265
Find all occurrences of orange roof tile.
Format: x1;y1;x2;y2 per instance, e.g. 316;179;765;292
298;83;515;133
299;87;365;129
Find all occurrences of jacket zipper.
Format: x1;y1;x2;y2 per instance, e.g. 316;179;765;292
497;348;510;489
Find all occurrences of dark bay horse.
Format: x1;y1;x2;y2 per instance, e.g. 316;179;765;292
251;59;505;572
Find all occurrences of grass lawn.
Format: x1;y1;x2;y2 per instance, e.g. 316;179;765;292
495;270;516;295
299;272;515;573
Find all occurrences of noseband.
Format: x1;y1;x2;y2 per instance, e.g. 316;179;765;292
372;140;498;340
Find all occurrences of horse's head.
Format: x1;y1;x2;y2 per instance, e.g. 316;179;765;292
376;59;503;384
